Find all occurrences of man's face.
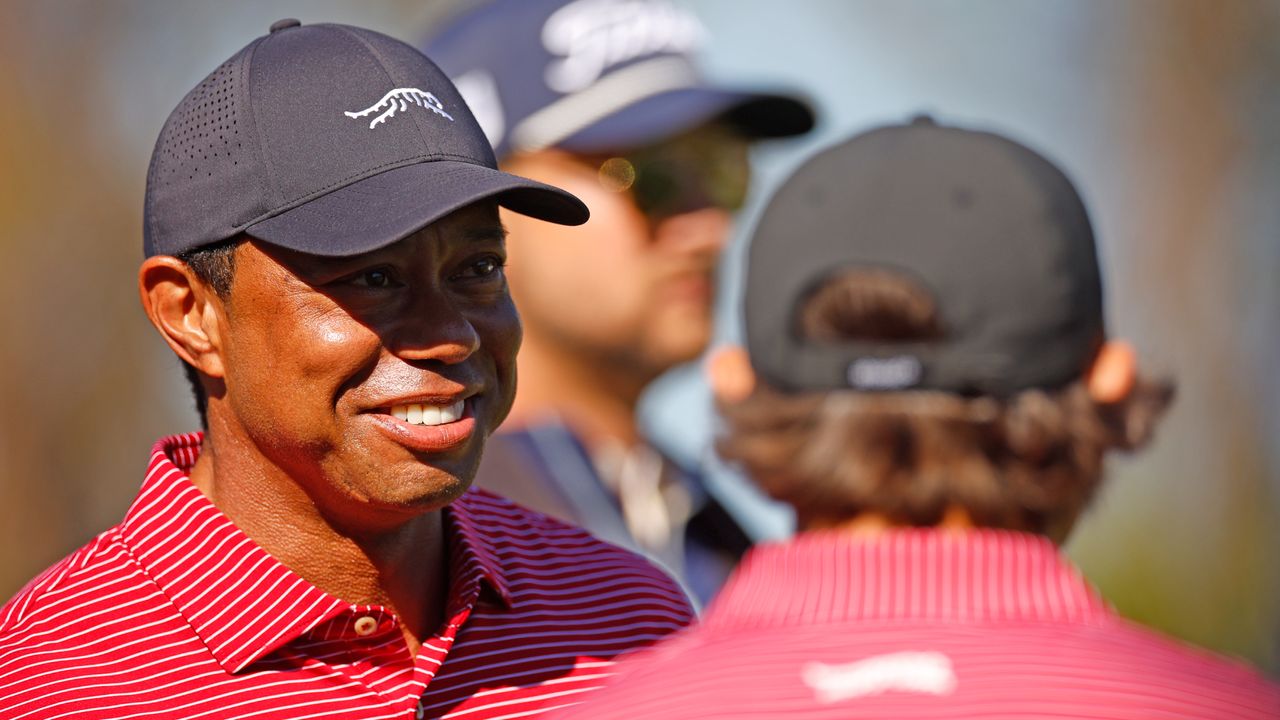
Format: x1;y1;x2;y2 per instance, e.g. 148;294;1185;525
500;125;747;381
210;203;519;527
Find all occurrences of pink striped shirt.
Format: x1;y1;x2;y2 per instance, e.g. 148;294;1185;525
0;434;694;719
555;529;1280;719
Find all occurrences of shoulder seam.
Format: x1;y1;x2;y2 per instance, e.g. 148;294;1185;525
0;529;124;634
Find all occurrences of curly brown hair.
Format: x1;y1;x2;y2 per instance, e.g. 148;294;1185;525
717;270;1174;537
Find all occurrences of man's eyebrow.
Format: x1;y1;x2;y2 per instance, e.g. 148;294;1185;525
462;224;509;243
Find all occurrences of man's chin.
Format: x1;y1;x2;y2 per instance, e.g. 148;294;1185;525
353;458;478;514
647;314;714;368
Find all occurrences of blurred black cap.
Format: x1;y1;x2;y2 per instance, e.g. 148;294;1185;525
744;116;1105;397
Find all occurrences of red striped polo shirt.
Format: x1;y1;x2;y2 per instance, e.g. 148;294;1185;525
555;529;1280;719
0;433;694;719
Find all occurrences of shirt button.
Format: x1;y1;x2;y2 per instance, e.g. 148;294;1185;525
353;615;379;636
415;699;426;719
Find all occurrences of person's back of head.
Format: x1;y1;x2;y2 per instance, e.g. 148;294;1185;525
713;116;1174;542
551;116;1278;720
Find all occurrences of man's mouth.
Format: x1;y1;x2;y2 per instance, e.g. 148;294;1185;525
389;400;466;426
368;397;477;454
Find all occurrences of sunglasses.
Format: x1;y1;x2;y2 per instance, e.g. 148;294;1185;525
584;126;751;221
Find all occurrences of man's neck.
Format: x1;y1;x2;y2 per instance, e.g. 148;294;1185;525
507;333;652;450
186;427;448;655
802;508;1070;548
803;506;980;537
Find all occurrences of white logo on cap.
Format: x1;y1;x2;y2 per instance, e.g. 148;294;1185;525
453;70;504;147
344;88;454;129
542;0;704;93
848;356;923;390
803;652;957;703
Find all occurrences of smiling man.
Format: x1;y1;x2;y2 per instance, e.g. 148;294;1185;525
0;20;692;720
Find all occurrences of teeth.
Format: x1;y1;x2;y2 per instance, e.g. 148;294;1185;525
388;400;465;426
439;401;461;424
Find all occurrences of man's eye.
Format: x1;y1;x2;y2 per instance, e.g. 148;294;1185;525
351;269;396;288
460;256;505;279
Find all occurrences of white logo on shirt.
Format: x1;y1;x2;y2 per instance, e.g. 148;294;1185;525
344;88;454;129
802;651;957;703
541;0;704;93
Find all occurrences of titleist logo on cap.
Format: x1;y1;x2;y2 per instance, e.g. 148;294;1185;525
452;70;505;146
541;0;703;93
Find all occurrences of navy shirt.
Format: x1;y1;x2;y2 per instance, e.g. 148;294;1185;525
474;421;752;606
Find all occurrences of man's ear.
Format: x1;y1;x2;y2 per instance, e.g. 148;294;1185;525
705;344;756;404
1086;340;1136;404
138;256;227;381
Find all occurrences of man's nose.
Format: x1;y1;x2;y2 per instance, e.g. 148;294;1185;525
653;207;733;256
391;293;481;365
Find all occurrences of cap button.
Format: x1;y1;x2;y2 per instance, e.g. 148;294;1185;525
910;113;937;126
269;18;301;33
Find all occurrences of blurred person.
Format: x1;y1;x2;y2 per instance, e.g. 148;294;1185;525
422;0;814;603
0;20;695;720
552;117;1280;718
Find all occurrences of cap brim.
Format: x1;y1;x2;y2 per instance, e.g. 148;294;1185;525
556;87;814;154
245;160;589;257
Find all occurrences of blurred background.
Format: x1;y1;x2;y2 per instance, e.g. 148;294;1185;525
1;0;1276;674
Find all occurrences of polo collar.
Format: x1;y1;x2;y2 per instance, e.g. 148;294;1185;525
441;489;515;610
120;434;512;674
706;528;1111;630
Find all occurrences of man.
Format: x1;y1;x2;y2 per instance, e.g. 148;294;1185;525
422;0;814;603
553;118;1280;718
0;20;693;720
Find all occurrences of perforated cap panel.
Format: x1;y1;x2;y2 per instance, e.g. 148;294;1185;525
162;59;240;182
144;44;268;257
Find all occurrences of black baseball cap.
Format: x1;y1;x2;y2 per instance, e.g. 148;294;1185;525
144;19;589;259
744;116;1105;398
420;0;814;159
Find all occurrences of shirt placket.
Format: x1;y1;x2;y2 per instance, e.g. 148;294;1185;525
310;596;478;720
300;607;414;705
410;581;482;720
